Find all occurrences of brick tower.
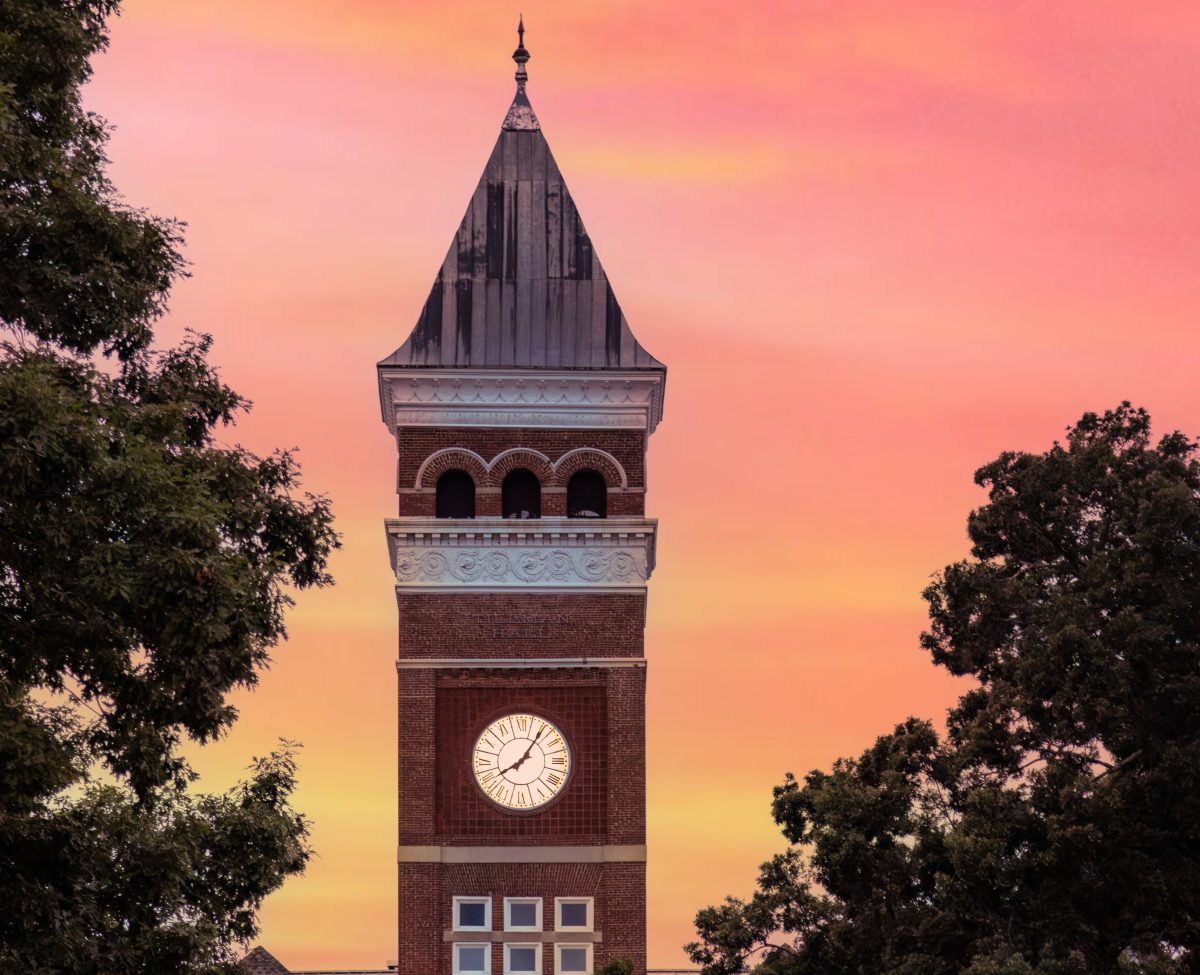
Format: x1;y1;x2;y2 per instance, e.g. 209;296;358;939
377;22;666;975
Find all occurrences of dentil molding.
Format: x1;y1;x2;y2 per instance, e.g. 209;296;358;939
377;368;665;433
385;516;657;592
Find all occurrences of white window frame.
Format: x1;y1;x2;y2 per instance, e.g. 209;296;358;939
553;942;593;975
453;895;493;932
503;941;542;975
503;896;543;932
453;941;492;975
553;897;593;932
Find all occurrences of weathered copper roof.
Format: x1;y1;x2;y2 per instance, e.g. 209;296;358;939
378;34;663;372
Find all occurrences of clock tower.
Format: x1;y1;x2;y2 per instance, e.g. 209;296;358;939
377;23;666;975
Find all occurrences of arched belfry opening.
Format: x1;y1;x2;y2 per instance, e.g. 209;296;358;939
502;469;541;519
436;469;475;518
567;469;607;518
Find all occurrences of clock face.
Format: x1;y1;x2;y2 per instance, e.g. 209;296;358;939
472;712;571;811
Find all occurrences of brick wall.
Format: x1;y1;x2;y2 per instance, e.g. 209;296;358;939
396;862;646;975
398;667;647;845
606;667;646;844
398;486;644;517
435;678;609;840
397;592;647;659
397;863;441;975
397;668;436;843
394;426;647;517
393;422;650;974
396;427;646;487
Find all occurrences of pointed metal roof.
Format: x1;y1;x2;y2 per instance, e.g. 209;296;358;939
379;23;663;372
239;946;290;975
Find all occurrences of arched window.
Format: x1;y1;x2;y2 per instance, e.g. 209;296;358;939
436;469;475;518
502;469;541;519
567;469;606;518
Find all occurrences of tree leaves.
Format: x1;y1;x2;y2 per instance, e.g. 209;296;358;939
0;0;181;359
0;2;339;969
688;404;1200;974
0;745;311;975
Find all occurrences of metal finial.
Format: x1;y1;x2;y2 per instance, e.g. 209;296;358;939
512;15;530;91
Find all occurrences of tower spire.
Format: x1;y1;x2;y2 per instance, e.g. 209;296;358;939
513;15;530;91
502;16;539;130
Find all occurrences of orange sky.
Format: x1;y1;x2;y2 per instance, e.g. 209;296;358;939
85;2;1200;969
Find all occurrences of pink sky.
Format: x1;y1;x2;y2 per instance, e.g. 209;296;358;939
86;2;1200;968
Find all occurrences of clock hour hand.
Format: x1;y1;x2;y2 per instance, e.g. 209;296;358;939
497;726;546;775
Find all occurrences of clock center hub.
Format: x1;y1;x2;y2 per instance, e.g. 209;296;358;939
497;737;545;784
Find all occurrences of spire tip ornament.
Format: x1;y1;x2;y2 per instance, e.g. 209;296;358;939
512;15;530;90
502;15;539;130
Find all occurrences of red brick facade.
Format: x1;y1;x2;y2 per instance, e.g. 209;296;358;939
393;449;652;974
396;593;647;659
395;428;647;517
436;679;609;840
396;862;647;975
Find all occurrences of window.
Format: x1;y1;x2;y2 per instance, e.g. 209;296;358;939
453;896;492;932
504;897;542;932
504;942;541;975
566;469;606;518
554;897;593;932
502;469;541;519
453;943;491;975
554;943;592;975
436;469;476;518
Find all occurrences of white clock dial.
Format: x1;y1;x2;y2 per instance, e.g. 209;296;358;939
472;712;571;810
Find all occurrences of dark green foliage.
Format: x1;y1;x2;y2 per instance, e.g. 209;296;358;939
0;746;311;974
0;1;338;971
0;342;334;797
0;0;183;359
688;405;1200;975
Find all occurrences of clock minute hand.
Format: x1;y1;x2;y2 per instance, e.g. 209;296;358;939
498;726;546;775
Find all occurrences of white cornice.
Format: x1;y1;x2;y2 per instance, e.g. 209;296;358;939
377;368;665;435
385;516;657;592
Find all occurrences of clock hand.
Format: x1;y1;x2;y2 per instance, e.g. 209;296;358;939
497;726;547;775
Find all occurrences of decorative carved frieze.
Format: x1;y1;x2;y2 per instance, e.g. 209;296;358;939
385;516;657;592
377;369;665;433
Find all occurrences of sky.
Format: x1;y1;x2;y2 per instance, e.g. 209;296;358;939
84;1;1200;969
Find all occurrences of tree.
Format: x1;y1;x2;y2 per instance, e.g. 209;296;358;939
0;2;338;971
688;404;1200;975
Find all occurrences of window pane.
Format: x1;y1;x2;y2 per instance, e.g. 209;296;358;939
509;946;537;972
459;902;487;928
560;902;588;927
459;945;487;971
509;902;538;927
559;947;588;972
